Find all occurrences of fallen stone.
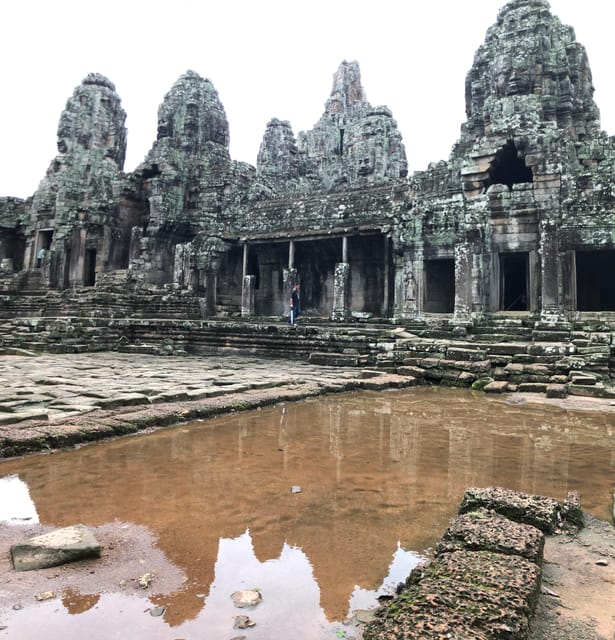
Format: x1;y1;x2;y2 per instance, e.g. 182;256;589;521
137;572;154;588
561;490;584;528
459;486;560;533
34;591;56;601
234;615;256;629
231;589;262;608
11;524;102;571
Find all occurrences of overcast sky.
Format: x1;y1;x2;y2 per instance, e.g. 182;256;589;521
2;0;614;198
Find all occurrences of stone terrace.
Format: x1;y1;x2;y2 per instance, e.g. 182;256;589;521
0;351;413;458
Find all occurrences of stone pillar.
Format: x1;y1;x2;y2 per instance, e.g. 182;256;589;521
342;236;348;263
242;243;249;277
24;239;35;270
241;274;255;317
173;242;192;289
283;267;297;317
393;250;421;320
539;220;564;324
332;262;350;321
288;240;295;269
382;235;390;317
201;269;218;317
69;228;87;288
453;241;473;323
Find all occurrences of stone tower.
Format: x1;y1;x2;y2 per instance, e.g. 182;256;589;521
257;60;407;192
28;73;127;287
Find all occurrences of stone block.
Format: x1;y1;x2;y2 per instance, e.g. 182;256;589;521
546;384;567;398
11;525;101;571
436;510;545;563
370;550;541;638
396;365;425;378
96;393;151;409
308;352;359;366
459;486;560;533
446;347;487;361
483;380;509;393
561;490;584;528
518;382;547;393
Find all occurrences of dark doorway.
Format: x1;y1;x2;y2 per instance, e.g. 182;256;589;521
576;250;615;311
84;249;97;286
500;252;528;310
424;259;455;313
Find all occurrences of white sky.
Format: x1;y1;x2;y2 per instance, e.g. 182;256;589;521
1;0;614;198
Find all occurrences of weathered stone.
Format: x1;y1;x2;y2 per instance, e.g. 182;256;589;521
561;490;584;529
436;510;545;563
459;486;560;533
11;524;101;571
231;589;262;608
484;380;509;393
545;383;567;398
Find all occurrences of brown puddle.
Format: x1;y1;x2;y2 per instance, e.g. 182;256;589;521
1;387;614;639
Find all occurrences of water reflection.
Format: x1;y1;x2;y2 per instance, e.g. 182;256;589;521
0;475;38;525
1;387;615;638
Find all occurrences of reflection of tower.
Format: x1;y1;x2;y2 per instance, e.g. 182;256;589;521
328;404;343;483
278;406;289;473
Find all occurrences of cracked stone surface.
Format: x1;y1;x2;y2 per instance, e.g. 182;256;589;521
0;352;411;458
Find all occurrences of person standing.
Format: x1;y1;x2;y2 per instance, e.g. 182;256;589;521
289;283;300;326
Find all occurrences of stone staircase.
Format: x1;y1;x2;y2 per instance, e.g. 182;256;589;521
1;304;615;401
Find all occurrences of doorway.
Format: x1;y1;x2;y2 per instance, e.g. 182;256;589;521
576;250;615;310
424;259;455;313
500;252;528;311
84;248;97;286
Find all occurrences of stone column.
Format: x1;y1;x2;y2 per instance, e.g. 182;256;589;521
288;240;295;269
24;239;35;271
382;235;390;317
453;241;473;323
173;243;191;289
332;262;350;321
393;250;421;320
283;267;297;317
69;228;87;288
242;243;249;278
241;275;255;317
201;269;218;317
539;220;564;324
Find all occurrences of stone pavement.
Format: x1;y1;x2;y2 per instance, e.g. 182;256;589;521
0;352;414;458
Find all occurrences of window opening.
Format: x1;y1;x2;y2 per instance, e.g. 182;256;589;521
484;140;533;191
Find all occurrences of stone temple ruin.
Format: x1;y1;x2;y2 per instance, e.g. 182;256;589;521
2;0;615;393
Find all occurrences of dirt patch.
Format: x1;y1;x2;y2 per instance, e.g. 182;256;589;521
0;521;185;611
530;515;615;640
